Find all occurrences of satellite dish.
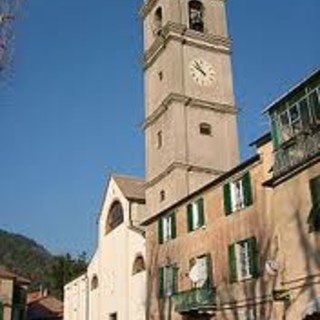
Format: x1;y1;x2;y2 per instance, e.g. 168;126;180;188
188;259;208;285
265;260;279;276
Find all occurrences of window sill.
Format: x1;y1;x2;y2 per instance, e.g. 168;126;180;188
189;225;206;233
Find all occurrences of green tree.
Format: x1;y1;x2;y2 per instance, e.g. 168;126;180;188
49;253;87;300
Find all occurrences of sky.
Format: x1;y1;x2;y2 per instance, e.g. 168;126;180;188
0;0;319;257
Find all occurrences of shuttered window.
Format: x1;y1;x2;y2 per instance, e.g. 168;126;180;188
187;198;205;232
158;265;178;298
158;211;176;244
308;176;320;232
224;172;253;215
0;300;3;320
228;237;259;282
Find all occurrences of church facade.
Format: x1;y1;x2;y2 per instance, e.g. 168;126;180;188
64;175;146;320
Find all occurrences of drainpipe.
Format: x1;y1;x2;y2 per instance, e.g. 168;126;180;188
85;274;89;320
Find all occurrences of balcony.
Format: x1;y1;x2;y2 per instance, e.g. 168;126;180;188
173;287;216;314
274;128;320;176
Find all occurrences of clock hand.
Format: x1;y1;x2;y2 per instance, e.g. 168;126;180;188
194;63;206;76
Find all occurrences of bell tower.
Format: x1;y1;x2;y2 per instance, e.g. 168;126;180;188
141;0;239;218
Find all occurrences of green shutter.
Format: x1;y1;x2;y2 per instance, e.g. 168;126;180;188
187;203;194;232
173;265;178;294
197;198;205;227
249;237;259;278
205;253;213;288
310;176;320;205
158;267;164;298
271;118;280;149
228;243;237;283
223;183;232;215
158;218;164;244
0;300;3;320
243;172;253;207
308;176;320;232
171;211;176;239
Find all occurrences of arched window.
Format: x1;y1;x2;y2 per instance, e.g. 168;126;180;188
189;0;204;33
91;275;98;290
106;201;124;234
132;255;146;275
199;123;212;135
153;7;163;35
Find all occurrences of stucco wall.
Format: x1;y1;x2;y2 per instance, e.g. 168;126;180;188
64;274;88;320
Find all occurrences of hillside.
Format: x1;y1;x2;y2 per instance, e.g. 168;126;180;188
0;229;87;298
0;229;54;288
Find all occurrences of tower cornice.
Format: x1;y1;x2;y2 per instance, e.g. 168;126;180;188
139;0;228;20
142;92;237;130
142;22;231;70
145;162;224;189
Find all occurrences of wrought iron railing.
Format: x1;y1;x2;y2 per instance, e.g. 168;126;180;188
173;287;216;313
274;129;320;176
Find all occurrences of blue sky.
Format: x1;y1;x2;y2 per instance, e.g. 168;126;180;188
0;0;319;256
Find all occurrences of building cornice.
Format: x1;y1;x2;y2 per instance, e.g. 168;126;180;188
141;154;261;226
140;0;227;20
142;92;237;130
142;22;231;70
145;162;224;189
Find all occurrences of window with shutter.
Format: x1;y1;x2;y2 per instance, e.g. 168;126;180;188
224;172;253;215
229;237;259;282
159;211;176;242
159;265;177;298
187;198;205;232
308;176;320;232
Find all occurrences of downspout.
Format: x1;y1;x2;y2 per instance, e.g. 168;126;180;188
85;274;89;320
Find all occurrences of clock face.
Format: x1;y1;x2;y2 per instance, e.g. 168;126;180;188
189;59;215;86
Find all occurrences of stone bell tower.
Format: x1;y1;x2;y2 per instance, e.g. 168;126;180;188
141;0;239;219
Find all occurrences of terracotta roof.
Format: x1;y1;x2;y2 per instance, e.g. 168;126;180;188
28;295;63;319
0;266;30;284
112;174;145;202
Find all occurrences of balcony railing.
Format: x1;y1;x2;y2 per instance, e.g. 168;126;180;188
173;287;216;314
274;129;320;176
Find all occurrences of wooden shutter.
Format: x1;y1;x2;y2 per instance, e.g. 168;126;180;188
205;253;213;288
271;118;280;149
228;243;237;283
158;267;164;298
187;203;194;232
158;218;164;244
248;237;259;278
243;172;253;207
0;300;3;320
173;265;179;294
197;198;205;227
223;183;232;215
171;211;176;239
310;176;320;205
